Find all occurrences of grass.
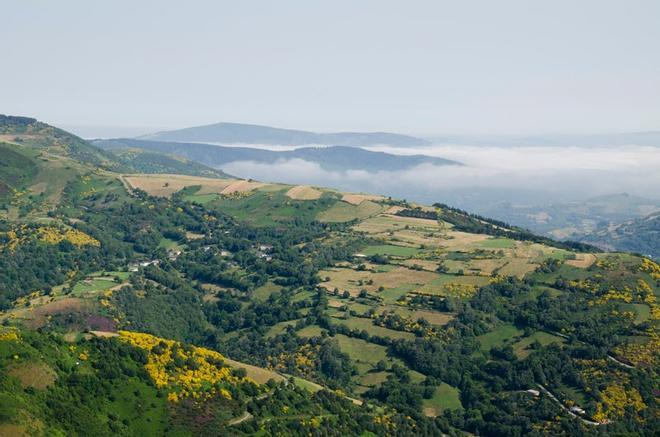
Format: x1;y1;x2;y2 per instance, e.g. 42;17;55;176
252;281;282;301
71;277;119;295
224;357;285;384
296;325;325;338
183;193;219;204
157;237;183;250
319;266;436;297
359;371;389;387
266;320;300;337
477;324;523;352
214;190;337;226
7;361;57;390
422;383;462;416
556;383;589;406
513;285;562;303
361;244;421;257
407;309;455;326
379;284;417;303
619;303;652;323
291;376;324;393
317;200;384;223
106;376;167;435
334;334;389;363
479;237;516;249
124;174;233;197
331;317;415;340
511;331;565;359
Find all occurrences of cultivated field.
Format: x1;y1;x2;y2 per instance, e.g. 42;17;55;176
123;174;234;197
286;185;322;200
317;200;384;222
341;193;385;205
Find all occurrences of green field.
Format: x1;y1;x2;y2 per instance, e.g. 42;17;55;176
477;324;523;352
72;277;119;295
619;303;652;323
478;237;516;249
212;190;337;226
266;319;300;337
157;237;183;250
422;383;462;416
317;200;384;223
296;325;325;338
361;244;421;257
252;281;282;301
511;331;565;359
183;193;219;204
379;283;417;303
331;316;415;340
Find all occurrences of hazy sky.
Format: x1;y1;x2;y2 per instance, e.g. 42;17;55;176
3;0;660;135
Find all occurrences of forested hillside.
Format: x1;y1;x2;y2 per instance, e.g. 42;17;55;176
0;118;658;436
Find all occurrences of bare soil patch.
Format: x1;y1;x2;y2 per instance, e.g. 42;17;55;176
566;253;597;269
8;362;57;390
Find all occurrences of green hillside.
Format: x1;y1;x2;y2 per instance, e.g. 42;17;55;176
108;148;231;178
0;119;658;436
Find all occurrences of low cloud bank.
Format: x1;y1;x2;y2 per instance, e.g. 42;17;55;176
221;144;660;207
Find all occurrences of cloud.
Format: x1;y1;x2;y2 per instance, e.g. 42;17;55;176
220;145;660;206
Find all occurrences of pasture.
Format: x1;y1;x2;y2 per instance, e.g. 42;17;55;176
316;200;384;223
477;324;523;352
330;316;415;340
422;383;462;416
123;174;234;197
286;185;322;200
511;331;565;359
341;193;385;205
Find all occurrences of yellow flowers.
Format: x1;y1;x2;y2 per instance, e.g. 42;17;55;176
37;227;100;247
639;258;660;280
0;329;19;342
117;331;243;403
78;352;89;361
441;283;477;298
613;329;659;367
593;384;646;423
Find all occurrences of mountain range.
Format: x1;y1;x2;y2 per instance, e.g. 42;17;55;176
139;121;430;147
94;138;460;172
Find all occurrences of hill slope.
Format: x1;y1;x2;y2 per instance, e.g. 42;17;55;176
138;121;430;147
0;119;658;435
94;138;460;171
582;211;660;258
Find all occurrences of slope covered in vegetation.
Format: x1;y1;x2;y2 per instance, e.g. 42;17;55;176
0;119;657;436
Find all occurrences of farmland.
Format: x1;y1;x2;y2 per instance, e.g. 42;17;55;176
1;119;659;435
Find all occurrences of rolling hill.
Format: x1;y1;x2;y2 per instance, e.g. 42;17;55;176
138;121;430;147
0;117;658;435
481;193;660;237
582;210;660;259
94;138;460;172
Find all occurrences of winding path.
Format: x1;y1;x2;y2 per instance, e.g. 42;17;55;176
536;384;601;426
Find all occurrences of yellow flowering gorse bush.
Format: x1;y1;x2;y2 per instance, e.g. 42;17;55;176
118;331;250;402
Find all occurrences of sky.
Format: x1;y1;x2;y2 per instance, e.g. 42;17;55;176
2;0;660;136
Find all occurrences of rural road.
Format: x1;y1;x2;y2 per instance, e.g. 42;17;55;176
536;384;601;426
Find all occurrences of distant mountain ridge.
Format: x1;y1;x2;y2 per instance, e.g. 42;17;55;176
94;138;460;172
139;122;430;147
582;211;660;259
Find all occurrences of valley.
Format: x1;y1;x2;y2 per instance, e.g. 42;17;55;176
0;116;658;435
